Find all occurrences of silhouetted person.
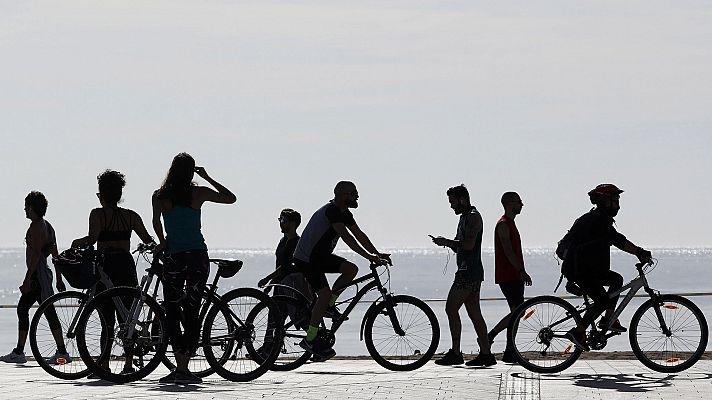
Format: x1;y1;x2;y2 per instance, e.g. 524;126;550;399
293;181;390;359
259;208;312;300
1;192;67;364
432;184;495;367
72;170;155;373
487;192;531;363
152;153;236;384
562;184;652;351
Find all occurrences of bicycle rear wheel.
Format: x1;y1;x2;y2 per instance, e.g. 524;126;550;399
630;294;708;372
203;288;283;381
508;295;583;373
76;286;168;383
364;295;439;371
246;294;311;371
29;291;96;380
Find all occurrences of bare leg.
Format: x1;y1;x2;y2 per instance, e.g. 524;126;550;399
464;290;491;354
310;287;332;327
445;288;469;353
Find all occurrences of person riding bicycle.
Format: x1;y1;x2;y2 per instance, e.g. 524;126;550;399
71;170;155;374
293;181;390;359
152;153;236;384
563;184;652;351
1;192;68;365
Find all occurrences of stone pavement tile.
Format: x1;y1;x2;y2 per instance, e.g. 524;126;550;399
0;360;710;399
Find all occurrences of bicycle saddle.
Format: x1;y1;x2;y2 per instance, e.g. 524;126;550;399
565;281;585;296
216;259;243;278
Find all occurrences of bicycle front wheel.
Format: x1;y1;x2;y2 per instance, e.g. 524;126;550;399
364;295;439;371
508;295;583;373
29;290;96;380
203;288;283;381
76;286;168;383
630;294;708;372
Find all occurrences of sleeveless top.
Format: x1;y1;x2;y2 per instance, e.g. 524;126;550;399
494;215;523;283
26;220;56;302
454;206;484;282
163;207;207;255
97;207;132;244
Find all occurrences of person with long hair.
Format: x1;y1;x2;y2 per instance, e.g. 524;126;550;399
71;170;155;374
152;152;236;384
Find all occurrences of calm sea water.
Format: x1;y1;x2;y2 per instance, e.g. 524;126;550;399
1;247;710;355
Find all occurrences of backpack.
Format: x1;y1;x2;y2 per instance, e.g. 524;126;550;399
554;216;583;291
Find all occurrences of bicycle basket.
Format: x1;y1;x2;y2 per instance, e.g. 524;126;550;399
54;247;99;289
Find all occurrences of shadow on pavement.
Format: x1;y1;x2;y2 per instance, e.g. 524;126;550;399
571;373;675;392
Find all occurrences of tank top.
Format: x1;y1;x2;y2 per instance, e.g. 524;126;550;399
494;215;523;283
163;206;207;255
454;206;484;281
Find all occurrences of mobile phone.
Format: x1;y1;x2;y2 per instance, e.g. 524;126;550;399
428;234;436;239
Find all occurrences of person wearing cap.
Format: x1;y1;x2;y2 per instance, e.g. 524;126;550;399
562;184;652;351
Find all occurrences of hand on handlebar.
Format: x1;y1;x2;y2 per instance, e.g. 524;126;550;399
636;247;653;264
369;254;390;266
258;276;271;288
377;253;392;266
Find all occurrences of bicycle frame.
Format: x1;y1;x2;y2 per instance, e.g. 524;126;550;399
265;263;404;340
547;263;669;339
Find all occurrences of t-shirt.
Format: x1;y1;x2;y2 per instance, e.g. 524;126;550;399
293;201;356;262
454;206;484;282
275;235;299;270
494;215;523;284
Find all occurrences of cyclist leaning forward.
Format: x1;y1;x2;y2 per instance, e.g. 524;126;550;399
294;181;390;359
562;184;652;351
152;153;236;384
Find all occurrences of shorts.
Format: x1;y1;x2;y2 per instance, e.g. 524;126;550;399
451;272;482;292
498;281;525;310
294;254;346;292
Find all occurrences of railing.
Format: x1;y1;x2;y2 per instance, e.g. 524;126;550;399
3;291;712;308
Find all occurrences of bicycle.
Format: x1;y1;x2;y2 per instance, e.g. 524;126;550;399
76;244;283;383
254;260;440;372
29;247;115;380
507;260;709;373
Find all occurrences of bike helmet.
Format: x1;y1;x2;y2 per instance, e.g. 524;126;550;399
588;183;623;205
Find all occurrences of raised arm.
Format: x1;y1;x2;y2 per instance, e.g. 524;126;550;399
193;167;236;205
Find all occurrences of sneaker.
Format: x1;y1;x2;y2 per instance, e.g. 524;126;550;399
299;338;336;360
46;352;72;365
159;369;179;384
434;349;464;366
311;353;330;362
501;351;518;364
120;366;136;375
598;318;627;333
565;328;590;351
465;353;497;367
173;370;202;385
325;305;348;321
0;350;27;364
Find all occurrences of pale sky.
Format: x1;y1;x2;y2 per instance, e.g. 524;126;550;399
1;1;710;249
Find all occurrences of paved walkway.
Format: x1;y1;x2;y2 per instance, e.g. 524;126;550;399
1;359;710;399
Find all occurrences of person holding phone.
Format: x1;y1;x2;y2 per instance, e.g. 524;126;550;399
152;153;236;384
430;184;495;367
